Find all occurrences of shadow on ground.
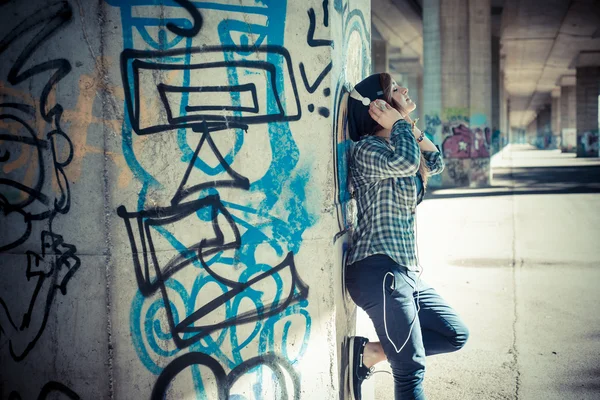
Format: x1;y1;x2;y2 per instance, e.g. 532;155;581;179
426;163;600;199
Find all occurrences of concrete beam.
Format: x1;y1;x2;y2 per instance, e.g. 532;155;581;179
576;51;600;67
559;75;576;86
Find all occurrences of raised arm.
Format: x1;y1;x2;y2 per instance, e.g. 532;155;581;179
352;120;420;182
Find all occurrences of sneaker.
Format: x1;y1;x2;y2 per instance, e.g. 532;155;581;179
349;336;374;400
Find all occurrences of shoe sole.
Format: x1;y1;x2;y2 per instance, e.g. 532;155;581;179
348;337;358;400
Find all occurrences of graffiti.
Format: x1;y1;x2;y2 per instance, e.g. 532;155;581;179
0;0;80;362
442;124;491;159
151;352;300;399
329;2;370;397
8;381;80;400
470;158;490;185
444;159;468;186
579;131;599;157
105;0;319;397
562;128;577;152
424;114;441;138
166;0;202;38
120;45;301;135
332;0;370;236
436;111;491;186
442;107;469;122
307;7;334;48
300;62;332;94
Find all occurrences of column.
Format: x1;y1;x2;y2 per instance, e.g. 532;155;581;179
559;75;577;152
0;0;372;398
491;36;500;154
551;88;561;149
371;38;389;74
575;52;600;157
536;106;552;149
423;0;492;187
404;71;421;122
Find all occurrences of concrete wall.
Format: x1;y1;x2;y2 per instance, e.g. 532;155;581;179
535;107;552;149
576;66;600;157
551;93;561;149
0;0;370;398
423;0;493;188
560;85;577;152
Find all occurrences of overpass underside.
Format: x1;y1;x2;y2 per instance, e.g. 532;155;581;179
372;0;600;187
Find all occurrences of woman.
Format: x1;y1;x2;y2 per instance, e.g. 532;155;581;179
345;73;469;400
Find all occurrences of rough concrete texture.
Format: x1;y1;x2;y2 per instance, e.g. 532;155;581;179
0;0;370;398
575;66;600;157
560;84;577;153
364;144;600;399
422;0;494;188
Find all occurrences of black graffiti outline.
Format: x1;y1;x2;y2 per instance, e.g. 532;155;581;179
8;380;80;400
322;0;330;27
158;83;260;114
307;8;334;48
0;0;72;123
170;122;251;206
119;188;309;348
166;0;203;38
121;45;302;136
116;8;311;359
0;0;78;363
0;231;80;362
299;61;332;94
151;352;300;400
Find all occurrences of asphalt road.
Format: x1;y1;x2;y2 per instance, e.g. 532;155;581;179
358;144;600;400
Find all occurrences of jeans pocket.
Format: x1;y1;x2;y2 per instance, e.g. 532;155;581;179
389;269;415;303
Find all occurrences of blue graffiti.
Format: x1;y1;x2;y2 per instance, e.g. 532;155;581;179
107;0;315;396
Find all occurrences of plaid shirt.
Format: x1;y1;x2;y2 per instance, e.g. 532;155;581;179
348;120;445;271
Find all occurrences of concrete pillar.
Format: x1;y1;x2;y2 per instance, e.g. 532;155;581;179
423;0;443;141
559;76;577;152
527;118;538;145
0;0;371;398
491;36;501;155
536;106;552;149
500;75;509;148
423;0;492;187
469;0;492;126
575;52;600;157
372;39;389;74
390;58;423;125
551;88;561;149
404;72;421;122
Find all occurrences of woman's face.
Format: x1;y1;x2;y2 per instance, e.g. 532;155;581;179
391;81;417;114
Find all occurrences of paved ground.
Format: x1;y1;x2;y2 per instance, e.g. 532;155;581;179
357;144;600;400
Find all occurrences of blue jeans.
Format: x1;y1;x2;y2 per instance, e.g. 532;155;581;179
346;254;469;400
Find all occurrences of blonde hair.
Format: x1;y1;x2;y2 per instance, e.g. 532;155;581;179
379;72;431;189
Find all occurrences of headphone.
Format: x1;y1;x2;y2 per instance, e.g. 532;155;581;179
350;88;384;107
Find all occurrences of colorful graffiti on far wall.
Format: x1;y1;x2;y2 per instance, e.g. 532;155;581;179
423;110;492;187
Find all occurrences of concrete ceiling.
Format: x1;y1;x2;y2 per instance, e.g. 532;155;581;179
501;0;600;128
372;0;600;129
371;0;424;73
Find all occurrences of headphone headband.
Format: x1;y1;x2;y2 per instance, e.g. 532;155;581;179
350;88;385;106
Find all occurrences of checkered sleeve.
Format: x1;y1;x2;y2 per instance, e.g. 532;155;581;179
422;147;445;176
353;120;420;182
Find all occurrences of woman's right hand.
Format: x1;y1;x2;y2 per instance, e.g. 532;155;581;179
368;100;404;130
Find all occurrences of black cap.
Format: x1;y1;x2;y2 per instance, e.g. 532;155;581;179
347;73;385;142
